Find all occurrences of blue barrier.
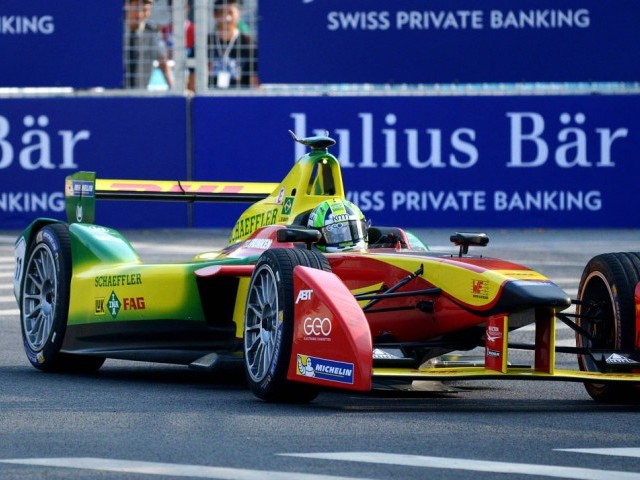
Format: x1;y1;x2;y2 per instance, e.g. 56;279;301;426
0;97;188;229
2;95;638;230
193;95;639;229
260;0;640;84
0;1;122;88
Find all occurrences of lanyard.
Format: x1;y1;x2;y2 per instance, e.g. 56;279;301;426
215;30;239;69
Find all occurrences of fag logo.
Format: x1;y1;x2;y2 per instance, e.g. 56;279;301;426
123;297;146;310
295;289;313;304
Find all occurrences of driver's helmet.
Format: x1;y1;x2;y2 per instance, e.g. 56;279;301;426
307;199;368;252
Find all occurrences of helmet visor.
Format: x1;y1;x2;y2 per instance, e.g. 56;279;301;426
322;219;367;246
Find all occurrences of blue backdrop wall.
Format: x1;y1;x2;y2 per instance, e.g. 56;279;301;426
260;0;640;84
1;94;638;230
192;95;638;229
0;0;122;88
0;97;188;229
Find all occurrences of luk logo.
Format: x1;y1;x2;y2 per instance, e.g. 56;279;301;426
303;317;332;337
296;289;313;304
0;114;90;171
95;297;105;315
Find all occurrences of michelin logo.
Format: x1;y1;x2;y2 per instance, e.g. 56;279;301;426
296;354;354;384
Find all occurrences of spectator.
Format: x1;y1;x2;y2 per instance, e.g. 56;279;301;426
208;0;258;89
161;0;195;91
124;0;173;89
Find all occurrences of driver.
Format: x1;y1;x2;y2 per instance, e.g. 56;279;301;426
307;199;368;252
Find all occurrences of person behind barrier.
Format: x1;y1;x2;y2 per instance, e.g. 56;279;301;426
208;0;258;89
307;199;368;253
124;0;173;89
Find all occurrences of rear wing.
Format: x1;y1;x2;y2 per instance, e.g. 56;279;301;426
65;171;278;224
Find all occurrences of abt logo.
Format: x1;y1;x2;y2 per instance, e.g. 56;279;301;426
296;289;313;304
303;317;332;337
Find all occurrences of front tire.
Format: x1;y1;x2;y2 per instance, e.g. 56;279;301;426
576;252;640;403
244;248;330;402
20;224;104;373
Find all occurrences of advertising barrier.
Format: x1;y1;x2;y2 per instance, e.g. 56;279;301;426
260;0;640;84
0;97;188;229
193;95;639;229
0;1;122;88
2;95;637;230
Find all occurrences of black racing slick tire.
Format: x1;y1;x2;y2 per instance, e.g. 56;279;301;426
576;252;640;403
243;248;331;402
20;224;105;373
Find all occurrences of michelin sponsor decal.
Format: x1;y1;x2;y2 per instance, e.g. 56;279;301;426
296;354;354;384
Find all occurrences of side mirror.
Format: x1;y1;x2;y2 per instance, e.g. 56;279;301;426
449;232;489;257
277;228;322;250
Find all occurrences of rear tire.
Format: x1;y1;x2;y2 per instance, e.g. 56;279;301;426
20;224;105;373
576;252;640;403
244;248;330;402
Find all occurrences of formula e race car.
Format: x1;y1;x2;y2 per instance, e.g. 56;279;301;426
13;132;640;403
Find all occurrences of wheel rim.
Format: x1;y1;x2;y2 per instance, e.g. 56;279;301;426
244;264;280;382
577;271;616;371
22;244;58;351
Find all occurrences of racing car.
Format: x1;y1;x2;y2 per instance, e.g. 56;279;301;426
13;132;640;403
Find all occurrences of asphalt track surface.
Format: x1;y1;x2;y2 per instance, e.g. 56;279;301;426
1;228;640;480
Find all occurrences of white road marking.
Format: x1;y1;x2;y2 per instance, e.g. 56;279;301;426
0;295;16;302
556;448;640;458
0;457;372;480
0;309;19;316
0;271;14;278
281;452;640;480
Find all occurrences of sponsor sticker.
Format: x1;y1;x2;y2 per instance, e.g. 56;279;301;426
296;354;354;384
107;291;121;319
295;289;313;304
282;197;294;215
605;353;635;364
472;278;489;299
303;317;332;341
243;238;272;250
486;325;503;343
95;297;105;315
66;180;95;197
95;273;142;288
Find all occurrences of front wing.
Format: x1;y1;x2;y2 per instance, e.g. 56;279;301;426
288;266;640;391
